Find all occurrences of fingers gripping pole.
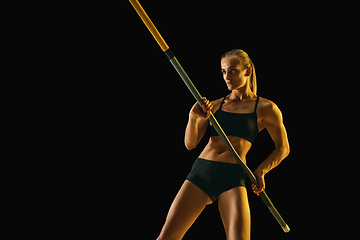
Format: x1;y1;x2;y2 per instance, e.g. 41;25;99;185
129;0;290;233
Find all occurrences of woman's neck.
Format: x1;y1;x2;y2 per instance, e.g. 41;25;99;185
229;87;254;101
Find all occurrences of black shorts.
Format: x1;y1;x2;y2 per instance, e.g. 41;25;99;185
186;158;247;202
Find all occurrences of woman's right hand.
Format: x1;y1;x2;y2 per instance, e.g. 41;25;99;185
190;97;213;120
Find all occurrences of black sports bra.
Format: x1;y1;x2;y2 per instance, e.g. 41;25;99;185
210;96;259;144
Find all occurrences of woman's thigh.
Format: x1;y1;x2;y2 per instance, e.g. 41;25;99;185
218;187;251;240
157;180;212;240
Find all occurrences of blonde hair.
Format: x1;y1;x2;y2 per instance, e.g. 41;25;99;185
221;49;257;96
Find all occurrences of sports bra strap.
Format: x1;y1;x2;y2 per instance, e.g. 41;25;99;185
219;96;226;109
254;95;260;111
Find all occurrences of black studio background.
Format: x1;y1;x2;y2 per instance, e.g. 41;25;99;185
49;0;349;238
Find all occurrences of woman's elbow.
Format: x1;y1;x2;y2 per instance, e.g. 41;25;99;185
184;139;197;150
282;144;290;157
185;142;196;150
276;143;290;158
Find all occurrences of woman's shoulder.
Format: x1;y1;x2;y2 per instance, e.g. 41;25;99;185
210;97;225;113
210;97;224;105
257;96;282;117
258;96;275;108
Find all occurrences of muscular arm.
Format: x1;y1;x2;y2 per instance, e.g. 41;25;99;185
252;101;290;194
184;113;209;150
184;98;213;150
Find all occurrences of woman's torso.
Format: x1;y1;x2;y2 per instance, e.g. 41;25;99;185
198;95;265;164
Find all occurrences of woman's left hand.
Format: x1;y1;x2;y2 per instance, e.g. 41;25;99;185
252;170;265;196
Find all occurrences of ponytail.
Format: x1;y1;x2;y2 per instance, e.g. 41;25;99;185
250;61;257;95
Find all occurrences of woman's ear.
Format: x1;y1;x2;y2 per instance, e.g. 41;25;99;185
245;67;252;76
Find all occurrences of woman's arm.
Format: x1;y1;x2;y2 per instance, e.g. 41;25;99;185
252;101;290;195
184;97;213;150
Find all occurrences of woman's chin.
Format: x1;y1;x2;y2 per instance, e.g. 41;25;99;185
227;85;236;90
227;83;241;91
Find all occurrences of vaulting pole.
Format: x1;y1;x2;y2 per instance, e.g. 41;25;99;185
129;0;290;233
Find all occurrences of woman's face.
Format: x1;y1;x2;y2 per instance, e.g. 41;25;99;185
221;56;249;91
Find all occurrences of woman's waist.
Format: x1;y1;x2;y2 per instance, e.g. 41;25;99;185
198;148;247;164
199;137;250;163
